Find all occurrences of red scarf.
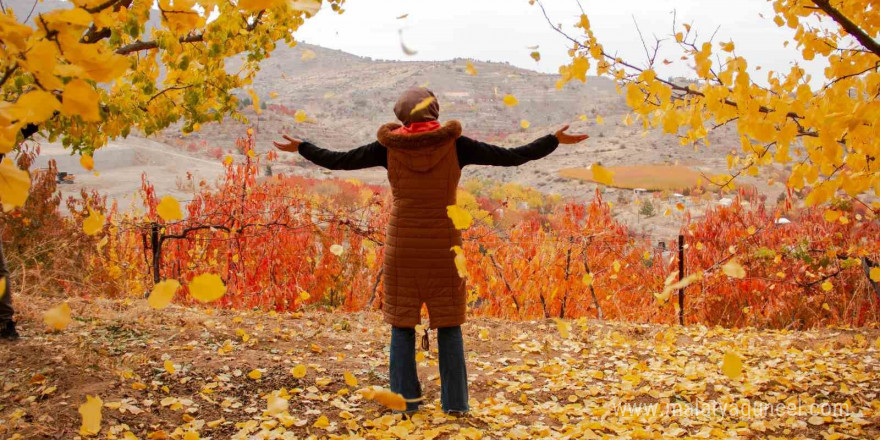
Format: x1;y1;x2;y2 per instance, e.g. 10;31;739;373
392;120;441;134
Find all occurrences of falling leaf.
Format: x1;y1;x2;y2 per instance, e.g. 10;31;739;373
343;371;358;387
294;109;307;123
79;395;103;436
358;386;408;411
82;208;105;235
530;51;541;62
590;164;614;185
396;13;408;19
502;94;519;107
721;351;743;379
247;89;261;115
329;244;344;256
582;272;593;286
188;273;226;303
301;49;316;61
265;390;289;416
409;96;435;115
465;60;477;76
157;196;183;221
164;360;176;374
451;246;468;278
148;279;180;309
398;29;417;56
291;364;307;379
446;205;473;230
554;318;571;338
44;302;72;331
0;158;31;210
722;260;746;279
248;369;262;380
520;120;530;129
62;79;101;122
80;155;95;171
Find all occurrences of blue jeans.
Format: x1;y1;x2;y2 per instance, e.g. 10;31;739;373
390;326;469;413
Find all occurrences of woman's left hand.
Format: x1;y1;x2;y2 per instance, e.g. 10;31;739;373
555;125;589;144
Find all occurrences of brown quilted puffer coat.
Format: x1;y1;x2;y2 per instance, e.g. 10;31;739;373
376;120;466;329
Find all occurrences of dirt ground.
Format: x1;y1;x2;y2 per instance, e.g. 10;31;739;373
1;292;879;440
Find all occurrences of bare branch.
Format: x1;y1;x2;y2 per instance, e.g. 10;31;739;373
811;0;880;57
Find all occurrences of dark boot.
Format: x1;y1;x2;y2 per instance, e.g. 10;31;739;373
0;320;19;340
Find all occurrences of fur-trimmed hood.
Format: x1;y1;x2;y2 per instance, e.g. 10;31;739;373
377;120;462;172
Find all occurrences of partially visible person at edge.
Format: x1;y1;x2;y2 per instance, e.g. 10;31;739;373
0;153;20;341
273;87;588;415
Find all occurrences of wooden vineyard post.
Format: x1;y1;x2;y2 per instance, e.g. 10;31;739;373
151;222;161;285
678;234;685;325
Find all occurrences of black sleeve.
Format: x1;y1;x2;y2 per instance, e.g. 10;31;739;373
298;141;388;170
456;134;559;167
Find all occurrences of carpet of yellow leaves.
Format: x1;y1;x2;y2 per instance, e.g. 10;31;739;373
1;293;878;439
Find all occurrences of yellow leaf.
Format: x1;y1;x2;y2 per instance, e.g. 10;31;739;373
44;302;72;331
148;279;180;309
80;155;94;171
0;158;31;209
721;351;743;379
164;360;176;374
9;90;60;124
79;395;103;436
722;260;746;279
821;281;833;292
343;371;358;387
822;303;830;311
82;208;105;235
721;41;735;52
299;290;310;301
823;209;840;222
530;51;540;62
248;369;262;380
450;246;468;278
188;273;226;303
62;79;101;122
520;120;530;129
265;390;288;416
300;49;316;61
596;115;604;124
578;114;588;121
291;364;307;379
582;272;593;286
312;415;330;429
870;267;880;282
554;318;571;338
294;109;307;123
502;94;519;107
590;164;614;185
0;277;5;301
465;60;477;76
329;244;344;256
446;205;473;230
358;386;408;411
157;196;183;221
612;260;621;273
415;351;425;362
247;89;261;115
675;32;683;42
409;96;435;115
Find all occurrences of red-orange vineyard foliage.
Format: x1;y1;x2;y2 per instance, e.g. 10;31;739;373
12;134;878;329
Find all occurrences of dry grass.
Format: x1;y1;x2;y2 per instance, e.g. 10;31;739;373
559;164;704;191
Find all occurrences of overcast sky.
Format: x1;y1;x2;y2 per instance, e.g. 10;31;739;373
295;0;826;86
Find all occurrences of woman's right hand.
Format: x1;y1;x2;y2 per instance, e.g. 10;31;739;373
273;135;303;153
